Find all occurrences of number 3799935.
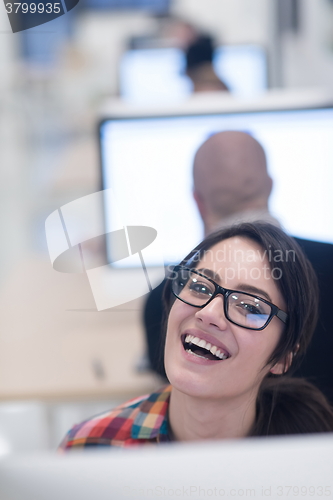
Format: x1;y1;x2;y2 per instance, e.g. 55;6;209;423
5;3;62;14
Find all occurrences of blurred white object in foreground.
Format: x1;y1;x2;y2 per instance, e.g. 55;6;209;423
0;433;332;500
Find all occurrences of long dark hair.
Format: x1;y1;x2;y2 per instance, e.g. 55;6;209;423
163;222;333;435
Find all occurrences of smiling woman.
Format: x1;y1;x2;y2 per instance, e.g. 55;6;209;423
60;222;333;450
163;222;333;440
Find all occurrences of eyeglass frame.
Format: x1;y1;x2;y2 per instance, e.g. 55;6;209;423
171;265;288;331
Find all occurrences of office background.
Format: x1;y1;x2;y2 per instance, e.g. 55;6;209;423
1;0;333;453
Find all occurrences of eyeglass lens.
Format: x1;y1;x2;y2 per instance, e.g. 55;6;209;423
172;269;271;329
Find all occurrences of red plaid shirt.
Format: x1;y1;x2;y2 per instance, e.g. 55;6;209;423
59;385;172;450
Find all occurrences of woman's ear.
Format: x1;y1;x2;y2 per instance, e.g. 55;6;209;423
270;357;290;375
270;345;300;375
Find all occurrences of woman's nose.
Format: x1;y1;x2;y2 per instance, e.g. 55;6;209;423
195;295;229;330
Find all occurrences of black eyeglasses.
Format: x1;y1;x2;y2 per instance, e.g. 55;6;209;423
171;266;288;331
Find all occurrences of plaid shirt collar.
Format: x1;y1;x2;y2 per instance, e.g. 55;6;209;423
131;385;172;441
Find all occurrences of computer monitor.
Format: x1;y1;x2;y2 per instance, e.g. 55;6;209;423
119;44;268;104
0;434;332;500
99;103;333;268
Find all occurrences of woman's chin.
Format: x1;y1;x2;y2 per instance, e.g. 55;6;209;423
166;366;219;399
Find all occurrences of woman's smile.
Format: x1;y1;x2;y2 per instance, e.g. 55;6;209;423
180;329;231;364
182;332;230;360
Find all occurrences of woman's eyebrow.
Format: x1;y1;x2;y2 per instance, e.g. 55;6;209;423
196;270;273;302
234;283;272;302
196;268;222;283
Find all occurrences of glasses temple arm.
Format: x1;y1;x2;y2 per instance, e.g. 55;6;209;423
276;310;288;324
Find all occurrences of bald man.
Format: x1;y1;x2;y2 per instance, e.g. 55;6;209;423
143;131;333;404
192;131;275;235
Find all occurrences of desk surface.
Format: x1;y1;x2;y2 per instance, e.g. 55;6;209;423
0;257;161;401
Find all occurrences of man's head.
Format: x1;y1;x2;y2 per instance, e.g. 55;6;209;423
193;131;273;235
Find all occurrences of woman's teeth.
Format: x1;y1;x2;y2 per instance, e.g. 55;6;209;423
184;334;229;360
186;349;211;360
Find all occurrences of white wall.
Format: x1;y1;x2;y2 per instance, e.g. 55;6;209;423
71;12;157;96
282;0;333;88
173;0;269;45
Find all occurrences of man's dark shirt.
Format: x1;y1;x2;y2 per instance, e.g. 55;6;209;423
292;237;333;403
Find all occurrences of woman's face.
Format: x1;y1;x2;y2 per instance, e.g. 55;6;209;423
164;236;287;401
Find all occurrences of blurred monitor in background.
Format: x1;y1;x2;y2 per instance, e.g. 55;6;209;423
119;43;268;104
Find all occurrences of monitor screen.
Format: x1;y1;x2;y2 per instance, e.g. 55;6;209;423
119;45;268;104
100;107;333;268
